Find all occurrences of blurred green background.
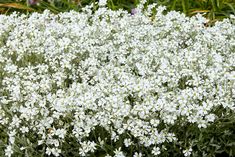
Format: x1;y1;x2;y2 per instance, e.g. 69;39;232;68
0;0;235;21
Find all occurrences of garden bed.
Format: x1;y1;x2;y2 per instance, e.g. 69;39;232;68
0;1;235;156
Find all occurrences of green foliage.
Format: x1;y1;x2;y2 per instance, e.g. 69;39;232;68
170;108;235;157
0;0;234;21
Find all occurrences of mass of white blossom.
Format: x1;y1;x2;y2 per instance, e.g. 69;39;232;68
0;1;235;156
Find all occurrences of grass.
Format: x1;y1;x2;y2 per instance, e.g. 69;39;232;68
0;0;234;21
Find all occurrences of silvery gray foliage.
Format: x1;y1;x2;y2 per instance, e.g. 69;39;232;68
0;1;235;156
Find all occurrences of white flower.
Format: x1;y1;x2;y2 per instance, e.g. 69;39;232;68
20;147;26;150
198;119;207;128
150;119;160;127
46;147;61;157
11;115;21;128
55;128;67;139
38;140;44;145
51;148;61;157
52;139;60;147
46;147;52;156
111;131;119;142
98;137;105;146
152;147;161;156
5;145;13;157
114;147;125;157
183;148;192;157
88;141;97;153
133;152;143;157
79;147;86;157
124;138;133;147
9;130;16;144
46;147;61;156
99;0;107;6
205;114;216;122
4;64;17;73
20;126;29;133
79;141;97;156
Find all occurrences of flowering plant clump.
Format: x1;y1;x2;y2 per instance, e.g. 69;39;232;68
0;0;235;156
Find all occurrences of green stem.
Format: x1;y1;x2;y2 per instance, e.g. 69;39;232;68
171;0;177;10
182;0;187;14
210;0;218;12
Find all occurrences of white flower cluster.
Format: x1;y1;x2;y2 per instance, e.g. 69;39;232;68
0;3;234;157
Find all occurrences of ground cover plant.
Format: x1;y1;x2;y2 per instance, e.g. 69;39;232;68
0;0;235;156
0;0;235;21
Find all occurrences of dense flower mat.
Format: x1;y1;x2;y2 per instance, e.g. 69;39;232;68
0;1;235;157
